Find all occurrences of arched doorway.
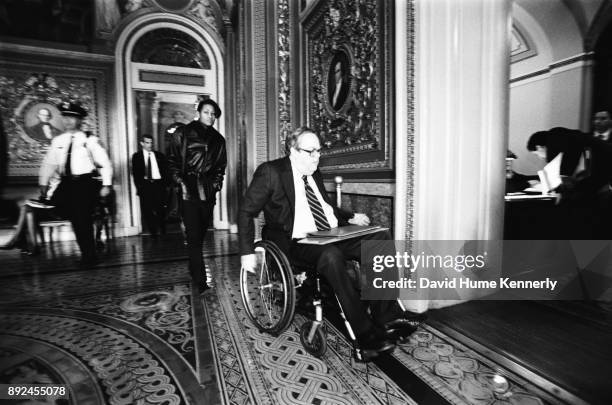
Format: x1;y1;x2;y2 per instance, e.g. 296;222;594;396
114;14;227;235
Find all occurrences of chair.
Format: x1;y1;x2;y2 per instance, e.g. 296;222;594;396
239;177;373;360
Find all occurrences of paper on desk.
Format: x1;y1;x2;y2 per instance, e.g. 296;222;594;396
537;152;562;193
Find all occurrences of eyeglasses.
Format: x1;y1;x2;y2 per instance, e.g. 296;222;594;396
297;147;322;157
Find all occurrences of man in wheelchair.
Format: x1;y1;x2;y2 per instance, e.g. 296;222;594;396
239;127;419;357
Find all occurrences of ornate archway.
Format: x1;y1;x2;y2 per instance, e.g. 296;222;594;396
113;13;227;235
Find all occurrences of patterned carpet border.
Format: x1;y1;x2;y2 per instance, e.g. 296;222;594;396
204;255;418;405
392;324;557;405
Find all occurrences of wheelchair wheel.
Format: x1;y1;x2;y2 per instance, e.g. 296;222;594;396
299;321;327;358
240;240;296;335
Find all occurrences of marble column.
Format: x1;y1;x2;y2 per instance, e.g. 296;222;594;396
400;0;511;311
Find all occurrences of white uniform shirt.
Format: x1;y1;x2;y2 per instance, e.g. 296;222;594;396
39;131;113;186
290;161;338;239
143;151;162;180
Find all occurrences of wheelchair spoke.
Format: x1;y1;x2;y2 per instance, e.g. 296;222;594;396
257;258;281;326
240;241;295;334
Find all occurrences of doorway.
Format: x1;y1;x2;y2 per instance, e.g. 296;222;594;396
115;15;228;233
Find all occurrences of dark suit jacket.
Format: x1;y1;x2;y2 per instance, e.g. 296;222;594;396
238;156;354;255
131;150;168;195
26;122;61;143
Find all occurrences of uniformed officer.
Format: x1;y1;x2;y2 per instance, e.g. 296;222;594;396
39;102;113;265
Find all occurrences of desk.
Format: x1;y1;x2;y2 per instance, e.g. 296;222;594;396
504;194;559;239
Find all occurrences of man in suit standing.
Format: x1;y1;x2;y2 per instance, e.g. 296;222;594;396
132;134;168;238
239;127;418;359
592;110;612;141
26;107;61;144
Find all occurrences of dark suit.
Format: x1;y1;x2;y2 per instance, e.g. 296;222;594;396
239;157;394;336
27;122;61;144
132;150;168;236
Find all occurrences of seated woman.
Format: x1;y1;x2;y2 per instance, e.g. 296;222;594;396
0;193;61;255
1;179;114;254
526;127;612;238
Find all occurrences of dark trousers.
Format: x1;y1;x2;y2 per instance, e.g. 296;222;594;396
290;230;396;336
62;177;99;261
139;181;166;235
182;200;215;287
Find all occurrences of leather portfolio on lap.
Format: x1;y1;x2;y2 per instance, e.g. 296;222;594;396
298;225;387;245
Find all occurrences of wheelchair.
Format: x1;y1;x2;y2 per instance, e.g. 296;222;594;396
240;239;375;361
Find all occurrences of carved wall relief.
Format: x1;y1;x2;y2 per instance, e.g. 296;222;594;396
302;0;391;172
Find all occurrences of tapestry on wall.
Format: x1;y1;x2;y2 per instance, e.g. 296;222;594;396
0;69;99;181
302;0;393;172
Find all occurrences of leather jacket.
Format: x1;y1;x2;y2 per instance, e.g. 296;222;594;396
167;120;227;203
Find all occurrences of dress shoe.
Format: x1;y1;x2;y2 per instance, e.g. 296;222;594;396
384;311;426;342
357;328;396;358
198;283;211;295
384;318;418;342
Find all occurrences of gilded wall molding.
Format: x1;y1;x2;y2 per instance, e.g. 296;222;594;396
301;0;392;173
278;0;292;151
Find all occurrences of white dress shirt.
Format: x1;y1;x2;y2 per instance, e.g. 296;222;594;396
143;151;161;180
594;130;611;141
290;161;338;239
39;131;113;186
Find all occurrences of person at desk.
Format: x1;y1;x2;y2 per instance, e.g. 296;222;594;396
527;127;612;238
239;127;419;357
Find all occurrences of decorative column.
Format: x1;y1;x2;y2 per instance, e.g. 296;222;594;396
413;0;510;241
403;0;511;311
151;94;160;149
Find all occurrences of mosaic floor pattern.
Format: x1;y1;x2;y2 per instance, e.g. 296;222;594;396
0;233;584;404
205;255;560;405
206;255;417;405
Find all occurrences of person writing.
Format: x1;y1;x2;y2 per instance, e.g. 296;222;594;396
527;127;612;238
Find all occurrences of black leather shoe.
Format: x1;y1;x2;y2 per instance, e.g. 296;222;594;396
198;283;211;295
357;328;396;359
384;311;426;342
384;319;418;342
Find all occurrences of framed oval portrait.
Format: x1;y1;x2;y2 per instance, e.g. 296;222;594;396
326;49;353;113
23;102;64;146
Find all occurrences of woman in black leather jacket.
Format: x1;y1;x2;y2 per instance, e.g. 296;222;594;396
167;99;227;293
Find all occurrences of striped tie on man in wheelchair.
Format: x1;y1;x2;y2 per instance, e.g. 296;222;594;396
239;127;424;361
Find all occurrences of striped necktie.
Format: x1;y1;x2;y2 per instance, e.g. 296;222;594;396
302;175;331;231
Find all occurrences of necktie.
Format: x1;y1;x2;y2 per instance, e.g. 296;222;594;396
64;137;73;176
146;152;152;180
302;175;331;231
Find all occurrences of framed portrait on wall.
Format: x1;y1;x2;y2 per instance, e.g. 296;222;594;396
326;49;353;113
302;0;393;175
0;59;109;183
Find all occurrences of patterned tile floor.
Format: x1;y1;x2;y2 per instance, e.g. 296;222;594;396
0;232;578;404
